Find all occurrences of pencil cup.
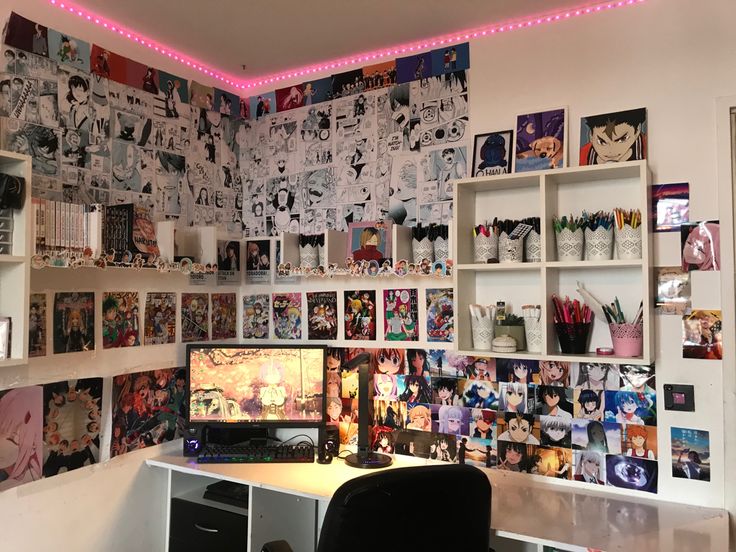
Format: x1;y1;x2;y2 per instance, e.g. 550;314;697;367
433;236;449;263
473;233;498;263
555;228;584;262
524;318;543;353
525;230;541;262
471;317;494;350
499;232;523;263
609;323;643;357
554;322;591;354
615;224;642;260
584;226;614;261
413;237;434;264
300;244;318;269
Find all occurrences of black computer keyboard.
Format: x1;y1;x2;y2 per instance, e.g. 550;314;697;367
197;443;315;464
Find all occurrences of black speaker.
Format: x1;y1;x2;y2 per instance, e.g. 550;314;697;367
183;425;205;456
317;425;339;464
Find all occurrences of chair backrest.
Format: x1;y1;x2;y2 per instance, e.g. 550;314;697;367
317;464;491;552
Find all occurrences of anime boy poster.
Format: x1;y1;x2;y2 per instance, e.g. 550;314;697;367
671;427;710;481
4;13;48;56
272;292;302;340
652;183;689;232
102;291;140;348
383;288;418;341
53;292;94;353
217;240;241;285
90;44;127;82
430;43;470;75
245;239;271;283
155;70;189;120
110;367;186;457
426;288;453;342
144;292;176;345
250;91;276;120
42;378;102;477
347;221;392;264
47;29;90;72
243;294;270;339
472;130;513;176
29;293;47;357
306;291;338;340
0;385;43;490
580;107;647;165
396;53;432;83
656;267;692;315
681;221;720;271
515;108;566;172
606;455;658;493
344;290;376;340
181;293;209;342
211;293;237;340
682;310;722;360
189;80;215;110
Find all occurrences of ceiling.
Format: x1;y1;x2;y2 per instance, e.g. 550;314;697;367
76;0;590;79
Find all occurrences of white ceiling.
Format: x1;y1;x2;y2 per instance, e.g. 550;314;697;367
77;0;587;79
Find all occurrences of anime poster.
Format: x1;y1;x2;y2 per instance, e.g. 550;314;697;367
1;117;61;177
53;292;94;353
250;92;276;120
471;130;513;177
361;60;397;91
383;288;418;341
29;293;47;357
682;310;722;360
245;239;271;283
604;390;656;426
306;291;338;340
189;80;215;110
426;288;453;342
515;108;566;172
243;294;269;339
459;379;498;410
344;290;376;340
606;455;658;493
529;447;572;479
461;437;495;468
622;424;658;459
429;433;458;463
681;221;720;271
155;70;189;118
571;419;622;454
620;363;656;395
181;293;209;342
47;29;90;72
42;378;102;477
90;44;127;82
302;77;332;105
110;367;186;457
496;412;539;444
671;427;710;481
217;240;241;285
102;291;140;348
652;183;689;232
211;293;237;340
655;267;691;315
573;389;604;421
373;399;407;430
347;220;392;264
430;43;470;75
580;107;647;165
540;415;571;448
396;53;432;83
496;359;539;384
4;13;48;56
272;292;302;340
0;386;43;490
393;430;435;458
426;349;451;377
276;86;305;112
573;450;606;485
431;404;470;436
144;292;176;345
371;425;396;454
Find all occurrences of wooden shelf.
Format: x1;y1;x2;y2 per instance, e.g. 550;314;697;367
455;263;540;272
545;259;643;269
0;255;25;264
455;350;542;360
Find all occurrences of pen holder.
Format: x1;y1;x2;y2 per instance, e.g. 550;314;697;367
524;318;543;353
584;226;614;261
473;233;498;263
300;244;318;269
524;230;541;262
609;323;643;357
495;324;526;351
555;228;584;262
413;237;434;264
471;317;494;350
615;224;642;260
554;322;591;354
433;236;449;263
499;232;523;263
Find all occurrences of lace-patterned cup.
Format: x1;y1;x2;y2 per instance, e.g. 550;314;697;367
555;227;584;262
525;230;541;262
499;232;523;263
584;226;613;261
615;224;642;260
473;233;498;263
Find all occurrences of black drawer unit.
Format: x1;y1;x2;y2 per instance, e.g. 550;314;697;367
169;497;248;552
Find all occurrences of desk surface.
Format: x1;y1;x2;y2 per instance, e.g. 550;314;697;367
147;454;728;552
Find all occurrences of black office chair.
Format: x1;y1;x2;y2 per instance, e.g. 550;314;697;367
261;464;492;552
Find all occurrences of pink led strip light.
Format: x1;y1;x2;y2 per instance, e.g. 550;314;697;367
49;0;645;91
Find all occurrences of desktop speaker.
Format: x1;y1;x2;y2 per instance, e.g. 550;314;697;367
183;426;205;456
317;425;339;464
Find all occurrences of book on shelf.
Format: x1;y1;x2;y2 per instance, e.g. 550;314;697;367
103;203;160;263
32;198;101;258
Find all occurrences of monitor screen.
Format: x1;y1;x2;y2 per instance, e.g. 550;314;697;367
187;345;325;426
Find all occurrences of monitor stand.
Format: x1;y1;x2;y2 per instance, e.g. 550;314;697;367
205;426;270;446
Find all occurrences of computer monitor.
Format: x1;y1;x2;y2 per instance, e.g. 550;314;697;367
187;344;326;429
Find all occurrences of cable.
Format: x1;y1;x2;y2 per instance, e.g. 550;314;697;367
278;434;315;447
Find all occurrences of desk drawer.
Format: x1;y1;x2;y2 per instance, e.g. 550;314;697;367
170;497;247;552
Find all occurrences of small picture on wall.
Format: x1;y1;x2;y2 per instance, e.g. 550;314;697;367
682;310;722;360
652;183;689;232
681;221;720;271
243;294;269;339
347;220;392;264
272;292;302;340
306;291;338;340
53;292;94;353
471;130;513;176
102;291;140;348
29;293;47;357
655;267;691;315
383;289;418;341
211;293;237;340
0;386;43;490
579;107;647;165
671;427;710;481
181;293;209;342
246;239;271;283
344;290;376;340
144;292;176;345
606;454;658;493
515;108;566;172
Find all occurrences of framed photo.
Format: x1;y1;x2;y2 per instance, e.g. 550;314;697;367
515;107;567;172
580;107;647;165
347;220;393;265
472;130;513;176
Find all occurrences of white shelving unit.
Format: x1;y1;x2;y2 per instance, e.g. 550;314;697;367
452;160;653;364
0;150;31;367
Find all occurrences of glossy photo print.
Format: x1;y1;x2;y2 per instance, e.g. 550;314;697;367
344;290;376;340
671;427;710;481
181;293;209;342
0;385;43;491
515;108;566;172
383;288;418;341
579;107;647;165
272;292;302;340
472;130;513;176
652;183;689;232
606;454;658;493
102;291;140;348
306;291;338;340
682;310;722;360
681;221;720;271
655;267;691;315
243;294;270;339
53;292;94;353
144;292;176;345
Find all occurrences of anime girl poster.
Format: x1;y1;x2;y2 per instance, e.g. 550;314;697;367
431;403;470;436
580;107;647;165
606;455;658;493
47;29;90;72
42;378;102;477
272;292;302;340
344;290;376;340
276;86;304;112
622;424;658;460
373;399;407;431
472;130;513;176
302;77;332;106
110;367;186;457
155;69;189;120
306;291;338;340
515;108;566;172
245;239;271;283
652;182;689;232
573;450;606;485
1;117;61;176
28;293;47;357
0;385;43;490
426;288;453;342
394;429;435;458
604;390;656;426
181;293;209;342
429;433;458;463
144;292;176;345
371;425;396;454
53;292;94;353
681;221;720;271
682;310;722;360
671;427;710;481
102;291;140;348
211;293;237;340
571;419;622;454
383;288;418;341
530;447;572;479
243;294;269;339
496;359;539;384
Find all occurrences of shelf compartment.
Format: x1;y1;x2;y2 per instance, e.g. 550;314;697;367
455;263;541;272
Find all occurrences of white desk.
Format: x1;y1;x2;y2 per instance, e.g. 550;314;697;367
147;453;728;552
